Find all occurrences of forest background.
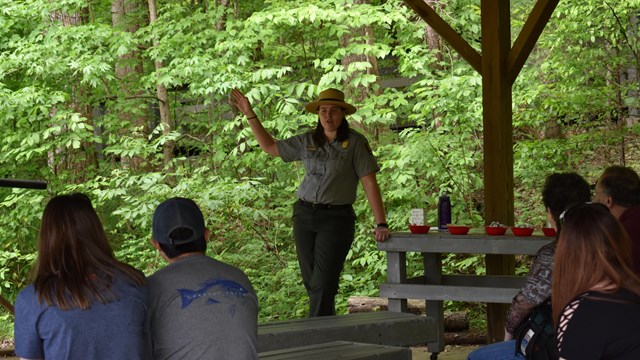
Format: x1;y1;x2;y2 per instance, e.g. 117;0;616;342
0;0;639;340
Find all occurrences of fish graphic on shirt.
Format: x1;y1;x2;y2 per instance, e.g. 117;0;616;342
177;278;249;310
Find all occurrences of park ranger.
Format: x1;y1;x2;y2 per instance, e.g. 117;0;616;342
231;87;390;317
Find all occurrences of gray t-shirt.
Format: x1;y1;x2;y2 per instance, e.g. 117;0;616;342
276;129;379;205
148;254;259;360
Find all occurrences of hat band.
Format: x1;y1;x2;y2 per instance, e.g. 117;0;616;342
318;98;345;103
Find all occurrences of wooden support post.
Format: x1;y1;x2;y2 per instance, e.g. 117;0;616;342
403;0;559;345
481;0;515;344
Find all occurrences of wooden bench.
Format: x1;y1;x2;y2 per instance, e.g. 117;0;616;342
380;274;527;303
258;311;436;352
258;341;411;360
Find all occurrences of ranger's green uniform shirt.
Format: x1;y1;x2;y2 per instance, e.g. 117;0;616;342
276;129;379;205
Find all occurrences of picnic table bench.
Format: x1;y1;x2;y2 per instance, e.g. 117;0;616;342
377;231;554;358
257;311;436;352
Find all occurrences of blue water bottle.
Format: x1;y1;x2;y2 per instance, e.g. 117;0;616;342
438;194;451;231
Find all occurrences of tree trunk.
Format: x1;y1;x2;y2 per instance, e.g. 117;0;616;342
625;13;639;126
543;118;562;139
112;0;148;172
425;0;445;129
215;0;230;31
48;8;98;182
340;0;379;135
147;0;175;175
627;66;639;126
425;0;444;65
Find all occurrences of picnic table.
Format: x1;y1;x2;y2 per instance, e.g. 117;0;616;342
377;230;554;356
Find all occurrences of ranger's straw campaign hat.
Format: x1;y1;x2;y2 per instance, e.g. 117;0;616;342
304;88;357;115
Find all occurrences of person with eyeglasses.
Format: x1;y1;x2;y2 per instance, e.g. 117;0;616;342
468;173;591;360
553;202;640;359
593;165;640;275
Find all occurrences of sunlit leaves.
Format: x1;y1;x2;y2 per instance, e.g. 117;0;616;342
250;67;293;82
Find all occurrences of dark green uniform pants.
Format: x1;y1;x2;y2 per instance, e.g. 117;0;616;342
292;201;355;317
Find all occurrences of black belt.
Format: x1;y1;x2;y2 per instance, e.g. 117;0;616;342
298;199;351;209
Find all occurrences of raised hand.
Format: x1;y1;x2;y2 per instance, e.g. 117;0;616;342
230;88;256;118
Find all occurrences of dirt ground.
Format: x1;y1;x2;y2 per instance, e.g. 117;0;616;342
413;345;479;360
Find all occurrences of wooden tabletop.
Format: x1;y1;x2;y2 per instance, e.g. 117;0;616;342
378;231;554;255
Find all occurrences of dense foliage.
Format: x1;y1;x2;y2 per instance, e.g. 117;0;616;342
0;0;639;337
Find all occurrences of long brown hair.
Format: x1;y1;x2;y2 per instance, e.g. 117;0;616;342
33;194;146;310
312;118;350;147
552;203;640;323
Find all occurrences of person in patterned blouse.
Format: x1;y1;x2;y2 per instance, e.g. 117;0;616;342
467;173;590;360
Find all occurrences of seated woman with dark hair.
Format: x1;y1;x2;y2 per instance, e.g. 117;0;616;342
14;194;149;360
552;203;640;359
467;173;591;360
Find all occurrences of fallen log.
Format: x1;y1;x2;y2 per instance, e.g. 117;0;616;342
445;329;488;345
347;296;469;332
348;296;421;315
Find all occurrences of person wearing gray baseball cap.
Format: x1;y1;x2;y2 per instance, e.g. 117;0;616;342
148;197;259;360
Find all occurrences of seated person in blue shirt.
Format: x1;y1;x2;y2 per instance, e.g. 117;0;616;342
14;193;149;360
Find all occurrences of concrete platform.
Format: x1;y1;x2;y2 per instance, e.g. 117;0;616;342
0;344;480;359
